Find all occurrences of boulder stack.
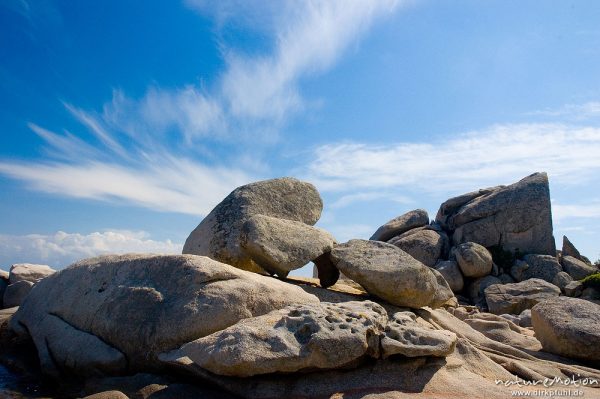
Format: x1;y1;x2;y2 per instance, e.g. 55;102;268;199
183;177;329;278
3;172;600;399
436;172;555;255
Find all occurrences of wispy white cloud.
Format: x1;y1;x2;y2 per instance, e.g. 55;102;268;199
303;123;600;194
63;102;128;157
527;101;600;120
0;159;250;215
552;202;600;221
0;2;402;215
101;1;400;142
0;230;182;269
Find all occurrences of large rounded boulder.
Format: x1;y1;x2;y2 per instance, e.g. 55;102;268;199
455;242;493;278
182;177;324;273
9;254;319;377
329;240;453;308
531;297;600;362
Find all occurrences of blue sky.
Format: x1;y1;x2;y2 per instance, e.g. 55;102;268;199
2;0;600;273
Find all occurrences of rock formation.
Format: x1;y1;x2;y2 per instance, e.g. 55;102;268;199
455;242;493;278
484;278;561;315
161;301;387;376
182;177;325;276
2;263;55;308
436;172;555;255
9;254;318;377
370;209;429;242
329;239;453;308
1;172;600;398
532;297;600;362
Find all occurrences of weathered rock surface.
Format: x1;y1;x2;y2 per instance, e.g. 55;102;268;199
434;260;464;292
81;373;236;399
9;254;319;376
3;280;34;308
240;214;335;277
388;228;448;267
82;391;129;399
183;177;323;273
467;276;501;304
435;186;502;229
551;271;572;292
532;297;600;362
461;312;541;350
7;274;598;399
171;299;600;399
8;263;55;284
564;280;583;297
161;301;387;377
455;242;493;278
437;173;555;255
370;209;429;242
562;235;584;262
381;311;457;358
484;278;560;315
431;268;457;308
519;309;532;328
510;254;562;283
561;255;598;280
329;240;452;308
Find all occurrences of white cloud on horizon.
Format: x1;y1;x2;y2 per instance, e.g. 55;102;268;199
303;123;600;195
0;230;182;270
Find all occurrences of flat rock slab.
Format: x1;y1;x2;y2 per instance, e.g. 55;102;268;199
532;297;600;362
329;240;453;308
381;311;457;358
160;301;387;377
562;235;583;261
